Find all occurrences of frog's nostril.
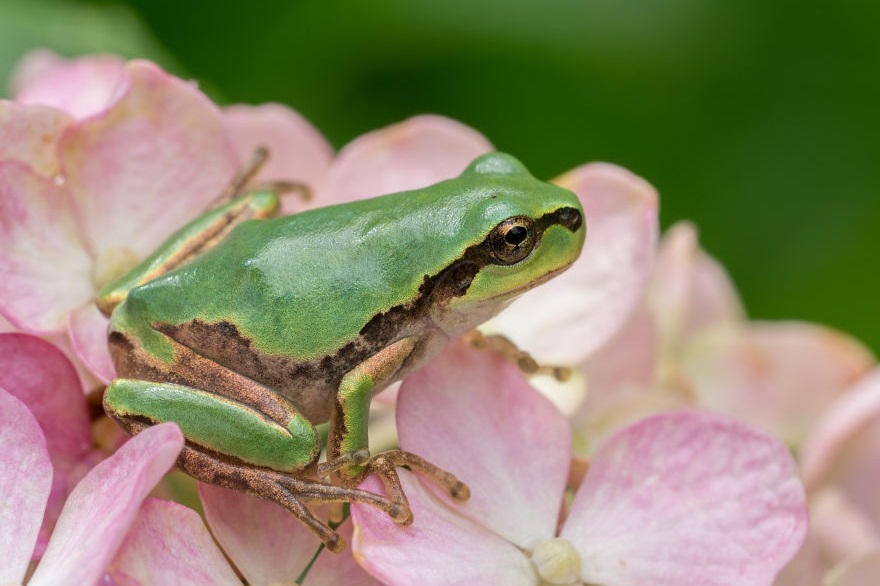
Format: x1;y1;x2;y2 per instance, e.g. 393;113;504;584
556;207;582;232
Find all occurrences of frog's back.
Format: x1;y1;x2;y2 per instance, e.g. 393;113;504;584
117;183;476;362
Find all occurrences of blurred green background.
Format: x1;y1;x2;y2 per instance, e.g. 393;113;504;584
2;0;879;355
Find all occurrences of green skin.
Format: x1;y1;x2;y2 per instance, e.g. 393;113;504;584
100;152;585;552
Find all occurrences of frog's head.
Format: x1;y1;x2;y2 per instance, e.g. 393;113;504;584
428;152;586;330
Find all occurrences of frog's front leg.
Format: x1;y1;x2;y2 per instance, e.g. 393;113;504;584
104;379;407;552
326;338;470;523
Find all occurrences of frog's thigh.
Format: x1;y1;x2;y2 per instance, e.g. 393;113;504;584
331;337;417;456
105;378;320;472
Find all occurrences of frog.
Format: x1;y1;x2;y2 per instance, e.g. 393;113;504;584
99;151;586;552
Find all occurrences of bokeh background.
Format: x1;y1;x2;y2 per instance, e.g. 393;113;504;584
2;0;878;354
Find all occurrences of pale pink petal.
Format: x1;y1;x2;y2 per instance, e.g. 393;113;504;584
11;50;128;119
775;487;879;586
69;302;116;383
316;115;492;204
305;521;384;586
60;60;238;258
801;369;880;486
682;322;874;447
0;388;52;584
396;341;570;547
352;473;535;586
800;369;880;526
485;162;659;364
0;101;72;176
563;410;806;586
224;103;332;213
646;221;745;344
28;423;184;586
199;482;321;585
9;50;60;95
571;306;671;455
108;498;241;586
0;162;94;333
581;305;660;395
825;550;880;586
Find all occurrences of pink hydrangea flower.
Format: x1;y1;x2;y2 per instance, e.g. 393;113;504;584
0;378;182;585
1;51;817;584
352;342;807;585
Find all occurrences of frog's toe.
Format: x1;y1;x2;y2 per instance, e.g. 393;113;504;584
324;531;346;553
450;480;471;501
388;501;414;525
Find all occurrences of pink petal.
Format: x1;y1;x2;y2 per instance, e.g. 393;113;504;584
108;498;241;586
396;341;570;547
0;333;91;466
486;162;659;364
0;101;72;177
199;483;320;585
0;162;94;333
316;115;492;204
800;369;880;526
646;221;745;342
0;388;52;585
28;423;184;586
43;331;104;394
60;60;239;258
11;50;129;119
224;103;333;213
562;410;807;586
0;334;92;557
303;521;384;586
69;302;116;383
352;472;535;586
682;321;874;447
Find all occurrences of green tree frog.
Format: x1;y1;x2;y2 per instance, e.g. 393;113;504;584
99;152;585;551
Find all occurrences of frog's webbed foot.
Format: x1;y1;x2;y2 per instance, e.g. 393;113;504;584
464;329;572;382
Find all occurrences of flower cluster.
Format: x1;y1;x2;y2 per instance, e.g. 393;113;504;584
0;51;871;585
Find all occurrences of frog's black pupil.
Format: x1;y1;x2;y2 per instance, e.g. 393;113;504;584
506;226;528;246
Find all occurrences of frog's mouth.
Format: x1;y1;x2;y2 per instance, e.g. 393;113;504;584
488;257;577;303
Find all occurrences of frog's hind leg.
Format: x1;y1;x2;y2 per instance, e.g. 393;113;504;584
105;381;411;553
173;435;408;553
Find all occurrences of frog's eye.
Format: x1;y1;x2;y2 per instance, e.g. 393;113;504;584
488;216;536;265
